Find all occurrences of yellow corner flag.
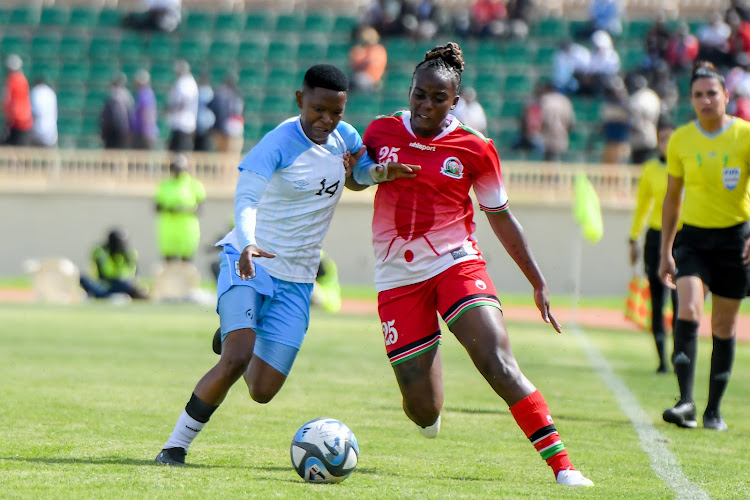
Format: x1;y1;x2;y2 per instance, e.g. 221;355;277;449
573;172;603;244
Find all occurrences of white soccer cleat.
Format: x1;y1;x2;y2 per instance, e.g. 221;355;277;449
418;415;441;438
556;469;594;487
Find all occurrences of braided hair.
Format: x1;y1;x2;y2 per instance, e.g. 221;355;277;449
413;42;464;93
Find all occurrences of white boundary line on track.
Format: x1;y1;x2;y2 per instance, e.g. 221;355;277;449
570;325;710;500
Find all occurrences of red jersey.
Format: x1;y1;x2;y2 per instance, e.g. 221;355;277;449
363;111;508;291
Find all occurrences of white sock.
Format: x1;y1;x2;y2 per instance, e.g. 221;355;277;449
164;410;205;451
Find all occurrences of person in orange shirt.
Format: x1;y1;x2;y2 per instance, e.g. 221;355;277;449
2;54;33;146
349;27;387;93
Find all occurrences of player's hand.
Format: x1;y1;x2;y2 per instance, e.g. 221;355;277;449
629;240;639;266
534;286;562;333
659;254;676;289
383;162;421;181
743;236;750;265
239;244;276;280
343;147;366;178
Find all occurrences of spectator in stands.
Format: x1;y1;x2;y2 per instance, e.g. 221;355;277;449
726;55;750;120
209;70;245;155
644;14;672;71
155;154;206;262
730;0;750;22
1;54;33;146
79;228;149;300
576;0;622;39
552;38;591;95
349;26;388;93
470;0;507;38
538;81;575;162
100;73;134;150
131;69;159;150
727;9;750;66
29;76;57;148
627;73;661;164
599;75;632;165
697;12;732;68
650;60;679;113
452;87;487;134
665;22;699;73
579;30;621;97
123;0;182;33
194;73;215;152
167;59;199;152
512;91;544;156
506;0;535;39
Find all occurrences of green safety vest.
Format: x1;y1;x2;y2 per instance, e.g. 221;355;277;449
92;246;138;281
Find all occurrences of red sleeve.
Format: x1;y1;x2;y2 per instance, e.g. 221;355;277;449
472;138;509;212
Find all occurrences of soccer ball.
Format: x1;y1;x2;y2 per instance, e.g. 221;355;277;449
290;417;359;483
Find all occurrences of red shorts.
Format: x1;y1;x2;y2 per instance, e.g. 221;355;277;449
377;259;502;366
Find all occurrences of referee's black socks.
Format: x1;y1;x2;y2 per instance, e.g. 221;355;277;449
706;336;735;414
672;319;699;403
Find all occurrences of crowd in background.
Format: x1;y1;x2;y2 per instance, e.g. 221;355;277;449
3;0;750;164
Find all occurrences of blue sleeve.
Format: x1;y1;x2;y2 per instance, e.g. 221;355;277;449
337;121;377;185
237;129;285;180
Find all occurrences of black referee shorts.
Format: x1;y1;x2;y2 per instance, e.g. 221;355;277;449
674;221;750;299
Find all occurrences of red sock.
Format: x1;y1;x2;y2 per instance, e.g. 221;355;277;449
509;390;574;476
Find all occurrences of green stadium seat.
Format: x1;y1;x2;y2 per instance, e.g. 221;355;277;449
0;8;11;26
89;36;118;61
58;36;90;61
215;11;246;31
504;74;533;96
69;6;99;28
146;34;178;63
184;10;215;31
238;37;270;64
501;42;535;65
382;95;406;114
383;70;413;92
39;7;70;26
326;41;351;62
347;94;382;117
333;15;358;35
530;17;568;39
535;46;556;65
84;89;109;113
58;116;84;139
473;71;503;93
97;9;122;27
210;39;240;62
239;66;267;90
57;89;86;112
267;39;299;63
150;65;174;86
31;34;60;61
297;39;328;61
267;67;298;89
245;11;276;32
244;116;262;141
499;100;524;118
30;61;59;83
9;6;39;26
623;49;646;71
275;12;306;32
89;62;119;87
118;35;146;62
262;94;296;114
1;35;30;59
59;61;90;85
178;37;211;61
81;115;101;136
624;20;652;41
304;11;334;33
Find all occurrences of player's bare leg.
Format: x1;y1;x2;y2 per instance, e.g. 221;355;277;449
392;347;444;436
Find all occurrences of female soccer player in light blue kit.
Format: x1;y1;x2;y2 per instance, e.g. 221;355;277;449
155;64;418;466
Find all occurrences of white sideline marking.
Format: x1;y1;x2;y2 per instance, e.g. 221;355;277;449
570;326;710;500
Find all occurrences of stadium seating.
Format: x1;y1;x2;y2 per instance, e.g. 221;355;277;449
0;3;707;159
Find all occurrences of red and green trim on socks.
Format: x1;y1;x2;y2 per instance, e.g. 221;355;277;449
509;389;574;476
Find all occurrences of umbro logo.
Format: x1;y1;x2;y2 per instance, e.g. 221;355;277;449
409;141;436;151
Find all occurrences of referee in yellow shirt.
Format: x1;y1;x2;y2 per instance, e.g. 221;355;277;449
628;118;677;374
659;61;750;431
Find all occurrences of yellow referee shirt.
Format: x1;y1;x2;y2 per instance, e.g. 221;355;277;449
667;118;750;228
629;158;669;240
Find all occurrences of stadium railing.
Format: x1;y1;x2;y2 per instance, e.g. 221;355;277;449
0;146;640;208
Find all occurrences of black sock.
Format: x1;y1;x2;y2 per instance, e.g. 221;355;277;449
706;336;735;414
185;392;219;424
672;319;699;403
653;331;667;367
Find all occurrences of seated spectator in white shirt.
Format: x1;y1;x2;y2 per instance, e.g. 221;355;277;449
30;77;57;147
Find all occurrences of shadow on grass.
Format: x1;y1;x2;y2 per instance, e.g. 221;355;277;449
1;455;233;469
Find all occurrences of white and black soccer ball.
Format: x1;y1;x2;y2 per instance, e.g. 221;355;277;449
290;417;359;483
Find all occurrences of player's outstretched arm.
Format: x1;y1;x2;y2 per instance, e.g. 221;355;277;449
486;210;562;333
659;174;683;289
346;146;421;190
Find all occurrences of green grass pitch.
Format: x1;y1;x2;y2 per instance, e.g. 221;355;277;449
0;302;748;499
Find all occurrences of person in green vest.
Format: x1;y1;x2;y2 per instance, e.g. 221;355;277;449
312;250;341;313
155;154;206;261
79;228;148;299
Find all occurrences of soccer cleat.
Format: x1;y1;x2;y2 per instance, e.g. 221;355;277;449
662;400;697;428
155;447;187;466
703;410;728;431
556;469;594;487
212;327;222;355
418;415;441;438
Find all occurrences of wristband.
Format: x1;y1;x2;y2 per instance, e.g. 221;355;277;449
369;163;389;183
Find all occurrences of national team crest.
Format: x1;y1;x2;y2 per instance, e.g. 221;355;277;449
441;157;464;179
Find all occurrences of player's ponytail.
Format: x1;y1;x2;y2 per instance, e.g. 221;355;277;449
690;60;725;89
413;42;464;92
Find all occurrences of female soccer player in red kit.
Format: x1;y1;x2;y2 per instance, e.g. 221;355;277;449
348;43;593;487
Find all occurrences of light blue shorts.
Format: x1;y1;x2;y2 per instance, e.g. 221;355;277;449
217;253;313;376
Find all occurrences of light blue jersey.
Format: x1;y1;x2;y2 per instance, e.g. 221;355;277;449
217;116;373;283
